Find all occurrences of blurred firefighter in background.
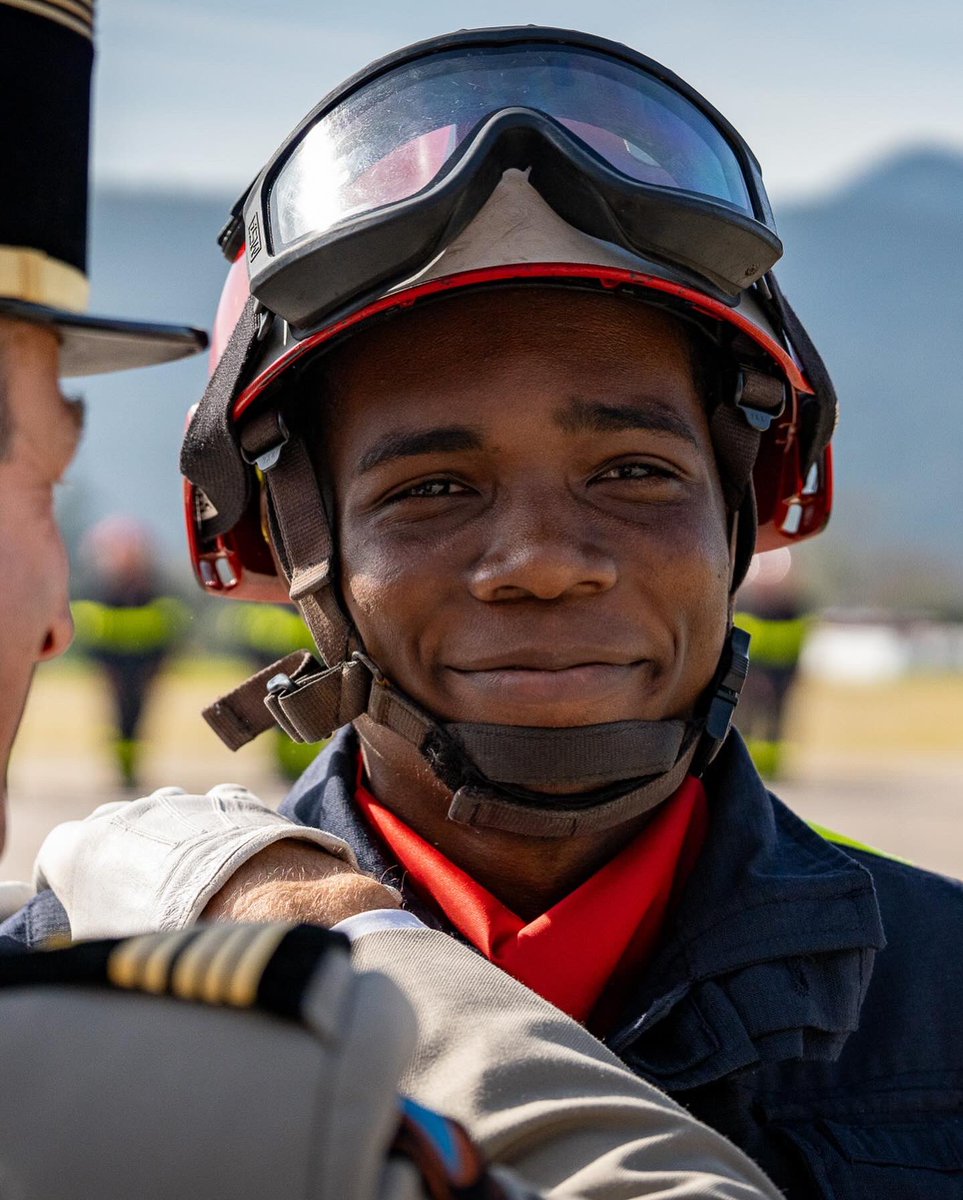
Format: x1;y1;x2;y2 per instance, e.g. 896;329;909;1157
215;603;320;781
73;517;188;788
735;549;811;779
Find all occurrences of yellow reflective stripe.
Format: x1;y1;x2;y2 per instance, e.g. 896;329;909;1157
0;244;89;310
217;603;310;656
809;822;911;866
735;613;810;667
72;598;187;653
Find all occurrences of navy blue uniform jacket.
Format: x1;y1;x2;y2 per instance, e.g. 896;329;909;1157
4;729;963;1197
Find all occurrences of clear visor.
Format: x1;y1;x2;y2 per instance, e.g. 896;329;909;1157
269;44;753;250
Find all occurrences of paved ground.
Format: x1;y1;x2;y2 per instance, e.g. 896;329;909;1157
777;759;963;879
3;663;962;884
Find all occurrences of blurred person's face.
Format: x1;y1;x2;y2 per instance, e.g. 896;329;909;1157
0;320;81;846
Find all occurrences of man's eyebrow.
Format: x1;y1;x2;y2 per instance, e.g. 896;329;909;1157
357;425;483;474
556;397;700;447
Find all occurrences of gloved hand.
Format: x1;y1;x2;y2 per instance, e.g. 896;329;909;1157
35;784;359;940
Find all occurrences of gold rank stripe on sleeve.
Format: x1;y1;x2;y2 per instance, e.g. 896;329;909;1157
0;0;94;40
106;929;195;995
107;924;297;1009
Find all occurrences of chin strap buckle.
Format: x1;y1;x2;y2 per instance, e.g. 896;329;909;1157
694;626;751;774
240;411;290;473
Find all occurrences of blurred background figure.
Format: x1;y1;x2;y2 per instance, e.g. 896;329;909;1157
735;550;811;780
214;604;319;781
73;517;188;789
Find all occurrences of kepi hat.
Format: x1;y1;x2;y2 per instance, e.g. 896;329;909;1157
0;0;206;374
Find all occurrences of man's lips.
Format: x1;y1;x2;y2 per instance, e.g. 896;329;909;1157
445;658;648;706
447;649;644;672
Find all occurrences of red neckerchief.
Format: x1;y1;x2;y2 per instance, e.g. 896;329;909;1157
355;760;708;1028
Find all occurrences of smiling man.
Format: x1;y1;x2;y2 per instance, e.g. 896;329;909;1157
13;26;963;1200
0;12;791;1200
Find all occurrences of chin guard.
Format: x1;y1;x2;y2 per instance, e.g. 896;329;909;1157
203;629;751;840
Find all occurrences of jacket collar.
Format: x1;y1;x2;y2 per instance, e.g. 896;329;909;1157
282;728;885;1089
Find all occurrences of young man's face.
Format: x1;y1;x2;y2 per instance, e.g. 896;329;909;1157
0;320;81;841
323;288;732;735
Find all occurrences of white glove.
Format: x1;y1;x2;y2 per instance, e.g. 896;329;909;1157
35;785;358;941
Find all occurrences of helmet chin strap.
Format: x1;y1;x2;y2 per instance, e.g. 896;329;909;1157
202;412;753;839
204;638;747;839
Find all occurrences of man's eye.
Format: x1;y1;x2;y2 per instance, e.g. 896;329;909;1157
595;461;674;482
394;478;466;500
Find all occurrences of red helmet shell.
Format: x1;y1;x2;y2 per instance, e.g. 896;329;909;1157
186;257;832;600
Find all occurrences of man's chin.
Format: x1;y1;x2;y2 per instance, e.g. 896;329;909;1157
439;663;667;729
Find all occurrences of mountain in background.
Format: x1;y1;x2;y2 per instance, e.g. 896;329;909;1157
774;147;963;608
68;148;963;609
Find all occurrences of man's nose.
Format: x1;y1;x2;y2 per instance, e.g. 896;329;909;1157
38;604;75;662
468;491;618;602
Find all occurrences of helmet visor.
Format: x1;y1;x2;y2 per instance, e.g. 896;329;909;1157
269;44;754;250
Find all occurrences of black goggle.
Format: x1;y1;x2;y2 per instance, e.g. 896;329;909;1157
224;29;783;333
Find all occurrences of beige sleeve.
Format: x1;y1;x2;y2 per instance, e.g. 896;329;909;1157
353;928;781;1200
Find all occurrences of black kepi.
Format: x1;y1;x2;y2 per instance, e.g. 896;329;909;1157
0;0;206;374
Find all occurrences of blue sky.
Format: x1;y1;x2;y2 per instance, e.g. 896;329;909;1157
93;0;963;203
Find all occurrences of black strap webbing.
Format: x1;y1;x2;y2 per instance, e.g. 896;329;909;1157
240;421;356;670
768;273;839;474
709;366;783;512
446;744;697;838
180;294;261;538
448;718;686;789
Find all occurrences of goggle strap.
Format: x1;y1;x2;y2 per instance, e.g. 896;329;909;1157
181;293;262;539
767;274;838;474
242;419;358;668
708;371;775;511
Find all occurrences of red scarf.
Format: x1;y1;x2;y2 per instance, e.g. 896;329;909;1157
355;761;708;1027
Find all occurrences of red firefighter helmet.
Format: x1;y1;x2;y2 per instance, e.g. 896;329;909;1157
182;26;835;602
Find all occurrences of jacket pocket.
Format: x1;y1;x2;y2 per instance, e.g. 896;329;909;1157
775;1116;963;1200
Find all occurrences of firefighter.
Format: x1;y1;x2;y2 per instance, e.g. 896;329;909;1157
735;549;811;777
14;24;963;1200
74;516;189;788
0;10;787;1199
